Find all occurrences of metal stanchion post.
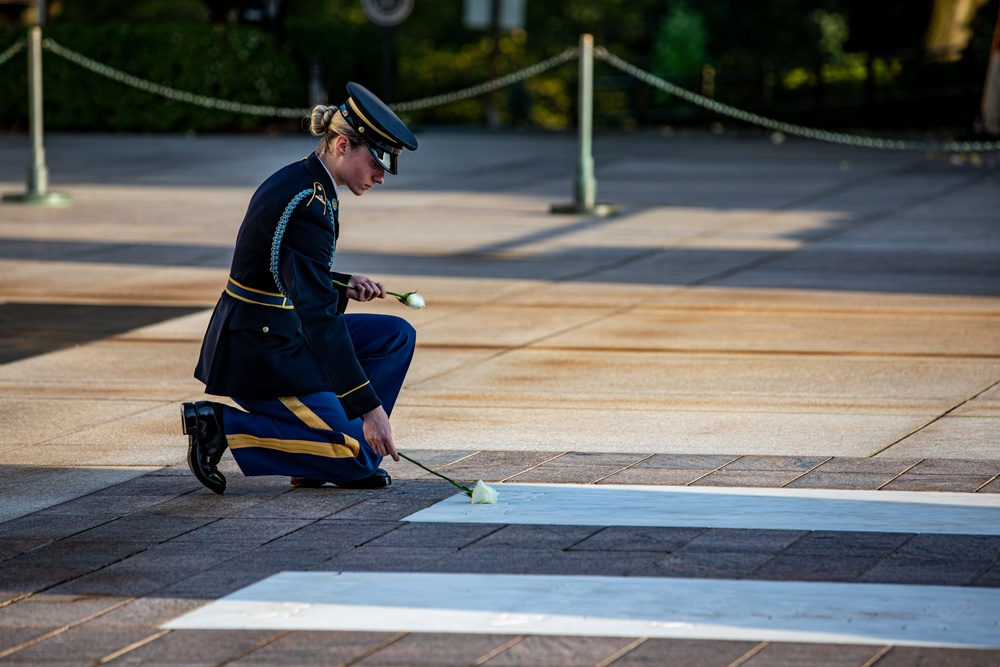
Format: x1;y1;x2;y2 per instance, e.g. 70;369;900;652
3;24;71;207
551;33;617;216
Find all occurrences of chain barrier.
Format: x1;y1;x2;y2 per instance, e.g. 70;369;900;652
42;38;307;118
390;47;578;112
6;34;999;153
595;47;1000;153
0;39;24;68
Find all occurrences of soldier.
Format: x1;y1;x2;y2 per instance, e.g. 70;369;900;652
182;82;418;494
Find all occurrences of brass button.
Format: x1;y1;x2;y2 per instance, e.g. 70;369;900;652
262;326;269;333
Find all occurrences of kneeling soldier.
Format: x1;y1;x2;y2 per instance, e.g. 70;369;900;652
183;82;418;494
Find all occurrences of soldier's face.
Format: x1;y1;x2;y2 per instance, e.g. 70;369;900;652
339;141;385;196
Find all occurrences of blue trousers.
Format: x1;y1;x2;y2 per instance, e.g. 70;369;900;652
219;314;415;482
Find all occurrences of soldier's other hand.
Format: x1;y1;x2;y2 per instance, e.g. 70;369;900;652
347;275;386;302
362;405;399;461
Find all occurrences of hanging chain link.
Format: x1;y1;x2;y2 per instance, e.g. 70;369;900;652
595;47;1000;153
0;39;25;68
42;38;308;118
389;47;578;112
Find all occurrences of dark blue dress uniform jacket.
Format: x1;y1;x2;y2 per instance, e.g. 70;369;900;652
195;153;382;421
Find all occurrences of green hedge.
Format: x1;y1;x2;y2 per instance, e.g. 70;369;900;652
0;24;304;132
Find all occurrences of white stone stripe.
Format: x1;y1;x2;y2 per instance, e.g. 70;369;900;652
163;571;1000;648
401;484;1000;535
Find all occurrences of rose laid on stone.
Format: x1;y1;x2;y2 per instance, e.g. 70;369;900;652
399;454;499;504
470;480;499;504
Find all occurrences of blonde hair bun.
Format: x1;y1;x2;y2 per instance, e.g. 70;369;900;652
309;105;337;137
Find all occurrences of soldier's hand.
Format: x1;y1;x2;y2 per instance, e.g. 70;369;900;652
362;405;399;461
347;275;386;302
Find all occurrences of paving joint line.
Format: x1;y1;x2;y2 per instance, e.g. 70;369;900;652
0;596;136;659
215;630;290;666
464;635;527;666
858;644;895;667
499;451;573;483
875;459;926;490
870;377;1000;457
596;636;648;667
780;456;834;488
975;471;1000;492
92;629;172;666
685;454;745;485
339;631;409;667
724;640;771;667
591;453;658;484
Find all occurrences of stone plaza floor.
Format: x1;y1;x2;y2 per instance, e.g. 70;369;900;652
0;129;998;665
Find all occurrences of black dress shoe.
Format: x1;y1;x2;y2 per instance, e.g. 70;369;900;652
333;469;392;489
181;401;228;494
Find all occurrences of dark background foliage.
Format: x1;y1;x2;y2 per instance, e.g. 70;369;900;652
0;0;996;134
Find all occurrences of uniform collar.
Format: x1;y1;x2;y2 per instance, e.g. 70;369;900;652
305;152;339;200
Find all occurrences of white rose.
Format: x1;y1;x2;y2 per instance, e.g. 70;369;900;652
470;480;498;504
405;293;426;309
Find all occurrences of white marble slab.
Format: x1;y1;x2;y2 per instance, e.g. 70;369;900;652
163;571;1000;648
402;484;1000;535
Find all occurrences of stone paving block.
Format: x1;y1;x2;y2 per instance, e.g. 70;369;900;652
470;525;601;550
97;628;280;665
443;451;558;470
813;457;920;474
329;487;456;521
0;627;51;654
228;630;402;666
780;531;913;557
879;474;993;492
219;542;354;571
543;452;651;467
169;518;313;547
318;546;456;572
608;638;761;666
905;458;1000;476
284;519;402;549
0;564;94;594
73;513;214;542
363;522;502;548
229;488;369;520
678;529;806;554
747;555;881;582
596;467;714;485
1;626;157;664
570;526;704;552
505;465;622;483
0;512;110;541
479;635;638;666
154;568;272;601
0;537;47;561
420;547;557;574
146;489;281;518
525;550;662;576
971;563;1000;587
352;632;516;666
872;646;1000;667
632;454;740;469
739;641;884;667
636;551;778;579
896;534;1000;561
859;556;988;586
428;465;532;484
722;455;830;472
0;594;131;629
978;476;1000;492
784;471;895;490
85;597;208;627
691;470;805;487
